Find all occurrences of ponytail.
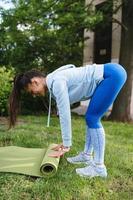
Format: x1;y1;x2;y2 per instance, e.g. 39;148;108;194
8;70;45;128
9;74;24;128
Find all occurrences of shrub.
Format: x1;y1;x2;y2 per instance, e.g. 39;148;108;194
0;66;15;115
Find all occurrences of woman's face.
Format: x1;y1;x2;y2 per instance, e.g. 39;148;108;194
26;77;47;97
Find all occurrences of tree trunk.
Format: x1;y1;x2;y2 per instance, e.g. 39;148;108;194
109;0;133;122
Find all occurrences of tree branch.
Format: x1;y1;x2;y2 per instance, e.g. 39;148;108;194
112;17;128;31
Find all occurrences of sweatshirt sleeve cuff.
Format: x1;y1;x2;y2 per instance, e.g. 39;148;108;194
63;140;72;147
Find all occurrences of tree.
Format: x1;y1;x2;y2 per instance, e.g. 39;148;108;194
0;0;104;114
109;0;133;122
0;0;103;73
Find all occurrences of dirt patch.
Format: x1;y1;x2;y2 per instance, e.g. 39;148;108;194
0;117;25;126
0;117;8;125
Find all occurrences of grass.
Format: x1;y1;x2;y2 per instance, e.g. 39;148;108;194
0;115;132;200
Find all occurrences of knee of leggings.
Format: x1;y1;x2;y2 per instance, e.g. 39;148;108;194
85;114;100;128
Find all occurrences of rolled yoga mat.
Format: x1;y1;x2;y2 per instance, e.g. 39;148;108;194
0;144;60;177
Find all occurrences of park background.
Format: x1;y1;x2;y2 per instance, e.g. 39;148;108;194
0;0;133;200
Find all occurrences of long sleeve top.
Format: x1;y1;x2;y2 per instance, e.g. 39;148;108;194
46;64;104;147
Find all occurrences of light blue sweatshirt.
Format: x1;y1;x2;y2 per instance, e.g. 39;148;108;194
46;64;104;147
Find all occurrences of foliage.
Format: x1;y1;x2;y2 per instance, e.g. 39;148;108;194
0;66;15;115
0;115;132;199
0;0;103;72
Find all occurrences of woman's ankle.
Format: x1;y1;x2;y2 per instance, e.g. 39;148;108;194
84;152;92;156
94;162;105;168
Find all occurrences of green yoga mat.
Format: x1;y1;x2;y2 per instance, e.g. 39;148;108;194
0;144;60;177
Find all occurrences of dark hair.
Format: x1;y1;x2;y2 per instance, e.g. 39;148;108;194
8;70;45;128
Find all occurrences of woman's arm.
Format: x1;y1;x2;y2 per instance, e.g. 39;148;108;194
52;78;72;147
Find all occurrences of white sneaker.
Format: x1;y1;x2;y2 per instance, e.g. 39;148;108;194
67;152;93;165
76;164;107;178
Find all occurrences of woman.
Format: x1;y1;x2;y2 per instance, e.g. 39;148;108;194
9;63;127;178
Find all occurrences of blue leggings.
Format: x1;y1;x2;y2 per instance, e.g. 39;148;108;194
85;63;127;128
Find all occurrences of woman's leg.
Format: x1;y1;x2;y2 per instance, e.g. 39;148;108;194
85;63;127;165
67;124;93;164
76;63;127;177
84;125;93;155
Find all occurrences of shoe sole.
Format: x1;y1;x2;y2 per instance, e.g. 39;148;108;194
67;158;91;165
76;172;107;178
67;159;93;165
76;169;107;178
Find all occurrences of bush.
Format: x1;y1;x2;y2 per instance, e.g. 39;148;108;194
0;66;15;115
0;66;55;116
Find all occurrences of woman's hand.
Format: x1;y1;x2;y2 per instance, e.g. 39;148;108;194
51;144;64;151
49;144;70;158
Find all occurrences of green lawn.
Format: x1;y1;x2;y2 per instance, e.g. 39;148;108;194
0;115;132;200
